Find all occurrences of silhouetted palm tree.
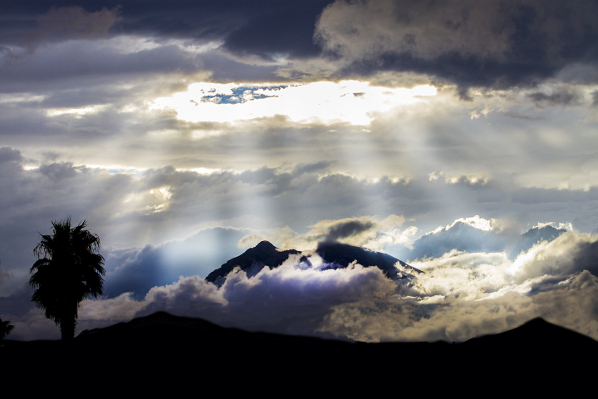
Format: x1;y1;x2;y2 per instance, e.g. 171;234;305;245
29;218;105;340
0;317;15;342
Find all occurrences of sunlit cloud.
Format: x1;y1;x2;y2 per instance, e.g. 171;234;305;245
427;215;500;235
0;93;48;104
429;171;490;186
104;35;223;55
150;81;437;125
46;105;109;117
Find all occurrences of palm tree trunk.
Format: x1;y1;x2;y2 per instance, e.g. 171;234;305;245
60;318;76;340
59;307;77;340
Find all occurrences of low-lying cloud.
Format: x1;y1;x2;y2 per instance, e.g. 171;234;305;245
4;229;597;342
89;231;598;342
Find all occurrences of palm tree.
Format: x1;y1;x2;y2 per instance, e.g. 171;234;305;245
29;218;105;340
0;317;15;342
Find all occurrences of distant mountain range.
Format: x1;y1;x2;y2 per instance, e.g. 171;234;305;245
408;223;567;261
205;240;423;286
204;226;567;287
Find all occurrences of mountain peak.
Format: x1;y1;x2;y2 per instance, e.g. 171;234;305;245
205;240;300;285
206;240;421;286
255;240;277;251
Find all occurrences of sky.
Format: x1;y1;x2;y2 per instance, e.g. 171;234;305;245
1;0;598;342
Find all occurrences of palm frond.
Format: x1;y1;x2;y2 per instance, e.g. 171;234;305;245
29;218;105;339
0;318;15;340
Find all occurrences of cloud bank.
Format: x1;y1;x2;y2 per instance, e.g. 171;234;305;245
4;227;597;343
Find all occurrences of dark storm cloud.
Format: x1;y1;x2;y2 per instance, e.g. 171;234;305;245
527;88;583;107
4;0;598;93
315;0;598;96
110;0;333;56
323;219;376;243
1;1;335;59
0;2;328;95
222;1;333;59
24;5;121;47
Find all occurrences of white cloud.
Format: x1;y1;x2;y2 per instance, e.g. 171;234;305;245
318;235;598;342
446;215;493;231
318;270;598;343
410;250;510;298
507;231;598;282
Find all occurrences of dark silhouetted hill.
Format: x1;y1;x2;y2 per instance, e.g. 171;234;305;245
2;312;596;394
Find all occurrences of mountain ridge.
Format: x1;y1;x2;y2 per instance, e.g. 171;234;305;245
5;310;596;346
205;240;422;286
2;311;596;393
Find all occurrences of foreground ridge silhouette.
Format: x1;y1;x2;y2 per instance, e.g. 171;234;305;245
2;311;596;393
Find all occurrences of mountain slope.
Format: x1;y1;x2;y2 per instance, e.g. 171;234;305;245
315;241;422;279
